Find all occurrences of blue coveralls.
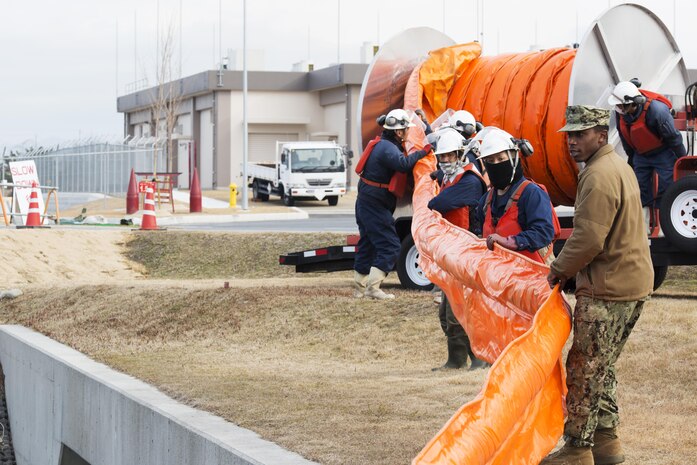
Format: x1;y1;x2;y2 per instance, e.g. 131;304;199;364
474;177;556;252
427;168;486;232
354;131;427;274
617;100;686;207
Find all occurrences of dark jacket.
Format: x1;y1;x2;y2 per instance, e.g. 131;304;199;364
617;99;686;161
475;177;556;252
358;130;426;211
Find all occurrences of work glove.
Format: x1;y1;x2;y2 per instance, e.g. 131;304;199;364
429;170;440;181
486;233;518;251
411;144;433;160
546;270;567;290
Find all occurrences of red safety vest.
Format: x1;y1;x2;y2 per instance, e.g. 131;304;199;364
440;165;486;231
354;136;410;198
482;180;560;263
618;89;672;155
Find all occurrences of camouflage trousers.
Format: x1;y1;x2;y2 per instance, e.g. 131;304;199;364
564;296;645;447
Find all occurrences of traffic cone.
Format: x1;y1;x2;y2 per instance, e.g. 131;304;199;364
139;185;164;231
126;169;139;214
189;167;202;213
17;182;48;229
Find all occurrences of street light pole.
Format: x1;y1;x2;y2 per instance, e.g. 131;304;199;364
242;0;249;210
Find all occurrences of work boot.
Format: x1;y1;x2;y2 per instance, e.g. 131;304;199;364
431;339;467;371
539;440;594;465
465;338;490;370
468;357;490;371
364;267;395;300
353;271;369;298
593;428;625;464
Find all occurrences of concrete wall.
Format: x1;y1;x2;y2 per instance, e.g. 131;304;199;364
0;325;317;465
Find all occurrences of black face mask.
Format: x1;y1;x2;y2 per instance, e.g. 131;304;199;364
484;160;523;189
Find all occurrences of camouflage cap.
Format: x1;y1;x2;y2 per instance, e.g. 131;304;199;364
558;105;610;132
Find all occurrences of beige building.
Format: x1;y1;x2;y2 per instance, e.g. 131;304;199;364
117;64;368;191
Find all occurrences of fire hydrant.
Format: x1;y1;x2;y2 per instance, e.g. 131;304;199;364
229;183;237;207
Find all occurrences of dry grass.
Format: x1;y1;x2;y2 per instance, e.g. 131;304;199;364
1;230;696;464
0;284;487;465
124;231;348;279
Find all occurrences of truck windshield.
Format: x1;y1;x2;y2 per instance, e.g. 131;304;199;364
289;148;344;172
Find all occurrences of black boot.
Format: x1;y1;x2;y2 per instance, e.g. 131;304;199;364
465;338;490;370
432;339;468;371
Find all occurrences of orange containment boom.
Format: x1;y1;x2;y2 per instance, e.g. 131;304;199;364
414;43;578;206
409;149;572;465
402;49;573;463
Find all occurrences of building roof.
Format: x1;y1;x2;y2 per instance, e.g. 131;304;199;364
117;63;369;113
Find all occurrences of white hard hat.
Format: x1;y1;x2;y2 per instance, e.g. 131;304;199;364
433;129;466;156
449;110;477;138
383;109;416;130
608;81;641;106
477;128;517;159
449;110;476;128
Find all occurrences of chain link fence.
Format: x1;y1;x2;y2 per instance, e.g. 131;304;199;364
1;137;168;195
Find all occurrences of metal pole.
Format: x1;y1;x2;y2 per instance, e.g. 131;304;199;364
242;0;248;210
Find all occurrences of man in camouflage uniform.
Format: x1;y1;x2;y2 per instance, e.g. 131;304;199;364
543;105;654;465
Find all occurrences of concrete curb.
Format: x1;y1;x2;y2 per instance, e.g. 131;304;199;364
0;325;318;465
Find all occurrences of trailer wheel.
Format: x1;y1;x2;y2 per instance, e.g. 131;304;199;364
252;180;269;202
396;234;434;291
660;175;697;252
327;196;339;206
653;265;668;291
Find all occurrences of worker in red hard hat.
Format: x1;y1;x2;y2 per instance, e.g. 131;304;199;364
427;129;488;371
474;128;558;265
609;80;685;214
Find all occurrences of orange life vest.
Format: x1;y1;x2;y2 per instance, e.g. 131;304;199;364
440;165;486;231
354;136;410;198
618;89;672;155
482;180;560;264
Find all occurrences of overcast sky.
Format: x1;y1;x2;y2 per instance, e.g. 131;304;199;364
2;0;695;149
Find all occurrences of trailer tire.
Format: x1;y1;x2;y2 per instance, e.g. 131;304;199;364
252;180;269;202
396;234;434;291
660;175;697;252
327;195;339;206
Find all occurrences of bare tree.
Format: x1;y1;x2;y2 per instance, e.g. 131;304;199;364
149;20;183;176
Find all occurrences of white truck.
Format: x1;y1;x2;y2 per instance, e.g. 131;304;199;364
247;141;349;206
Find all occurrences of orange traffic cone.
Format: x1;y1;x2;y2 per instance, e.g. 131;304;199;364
139;185;164;231
17;182;48;229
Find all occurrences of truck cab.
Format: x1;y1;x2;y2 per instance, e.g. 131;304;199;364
249;141;349;206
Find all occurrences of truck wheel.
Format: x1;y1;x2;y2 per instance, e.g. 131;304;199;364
327;196;339;206
396;234;434;291
653;265;668;291
282;189;295;207
252;180;269;202
660;175;697;252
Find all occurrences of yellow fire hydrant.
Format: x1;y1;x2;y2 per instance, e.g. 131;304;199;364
229;183;237;207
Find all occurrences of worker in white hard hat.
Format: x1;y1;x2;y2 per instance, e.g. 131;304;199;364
474;128;558;264
426;129;488;371
609;79;685;211
448;110;486;173
353;108;432;300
